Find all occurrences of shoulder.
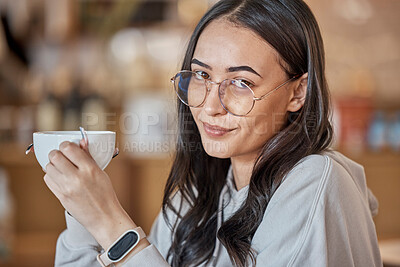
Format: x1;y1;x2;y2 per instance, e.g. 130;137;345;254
268;151;331;206
285;149;357;181
260;149;370;222
278;149;365;197
289;149;369;204
252;150;375;258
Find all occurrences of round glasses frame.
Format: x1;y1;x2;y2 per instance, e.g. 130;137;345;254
170;70;301;117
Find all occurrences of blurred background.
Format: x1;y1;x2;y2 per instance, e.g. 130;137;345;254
0;0;399;266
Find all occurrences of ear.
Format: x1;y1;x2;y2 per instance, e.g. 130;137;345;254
286;73;308;112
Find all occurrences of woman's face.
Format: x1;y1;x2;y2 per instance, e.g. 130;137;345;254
190;19;302;161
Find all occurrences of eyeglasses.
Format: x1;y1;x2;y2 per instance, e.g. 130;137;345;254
170;70;301;117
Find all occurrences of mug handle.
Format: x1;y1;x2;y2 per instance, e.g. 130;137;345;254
25;143;34;155
112;148;119;159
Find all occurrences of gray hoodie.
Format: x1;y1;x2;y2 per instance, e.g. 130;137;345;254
55;150;382;266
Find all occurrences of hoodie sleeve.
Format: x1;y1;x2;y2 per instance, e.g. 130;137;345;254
54;211;103;266
367;186;379;217
253;153;382;267
54;211;171;267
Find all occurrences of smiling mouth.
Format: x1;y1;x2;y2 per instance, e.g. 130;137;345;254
202;122;236;137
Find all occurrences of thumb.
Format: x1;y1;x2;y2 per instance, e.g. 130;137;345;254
79;139;90;156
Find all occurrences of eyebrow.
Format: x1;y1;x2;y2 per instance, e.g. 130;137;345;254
191;58;212;69
228;66;262;78
191;58;262;78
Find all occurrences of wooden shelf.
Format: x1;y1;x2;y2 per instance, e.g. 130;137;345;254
0;231;59;267
338;148;400;164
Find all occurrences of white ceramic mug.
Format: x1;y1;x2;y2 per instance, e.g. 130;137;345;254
32;131;116;170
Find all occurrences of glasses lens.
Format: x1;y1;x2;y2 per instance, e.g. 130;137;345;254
219;80;254;116
174;72;207;107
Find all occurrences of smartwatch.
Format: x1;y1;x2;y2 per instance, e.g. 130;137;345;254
97;227;146;267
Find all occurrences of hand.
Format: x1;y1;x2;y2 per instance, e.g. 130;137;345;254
44;140;136;249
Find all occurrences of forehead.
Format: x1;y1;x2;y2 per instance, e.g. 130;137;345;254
193;19;280;73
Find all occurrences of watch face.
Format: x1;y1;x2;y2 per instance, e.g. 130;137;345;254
108;231;139;261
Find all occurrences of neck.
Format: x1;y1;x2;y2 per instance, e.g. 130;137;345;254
230;152;259;191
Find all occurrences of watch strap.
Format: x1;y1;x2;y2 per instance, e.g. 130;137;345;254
97;227;146;267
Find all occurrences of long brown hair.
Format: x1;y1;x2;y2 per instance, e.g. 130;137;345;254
162;0;333;266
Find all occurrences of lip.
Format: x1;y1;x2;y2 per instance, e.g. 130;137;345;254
202;122;235;137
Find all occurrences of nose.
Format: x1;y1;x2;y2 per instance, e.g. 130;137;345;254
203;82;227;116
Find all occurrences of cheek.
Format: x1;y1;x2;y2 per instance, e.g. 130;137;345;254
253;110;286;136
245;101;288;137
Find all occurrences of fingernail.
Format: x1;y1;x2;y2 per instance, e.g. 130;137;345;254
112;148;119;159
25;143;33;155
79;126;89;145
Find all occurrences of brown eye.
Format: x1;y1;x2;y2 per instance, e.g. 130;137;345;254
195;71;210;80
236;79;254;88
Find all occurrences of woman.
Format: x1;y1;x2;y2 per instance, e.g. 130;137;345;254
46;0;382;266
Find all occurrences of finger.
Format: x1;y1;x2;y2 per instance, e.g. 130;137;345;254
43;173;62;200
78;126;90;155
45;162;67;194
45;161;63;178
43;174;69;211
48;149;78;175
79;139;90;155
59;141;96;169
79;126;89;147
